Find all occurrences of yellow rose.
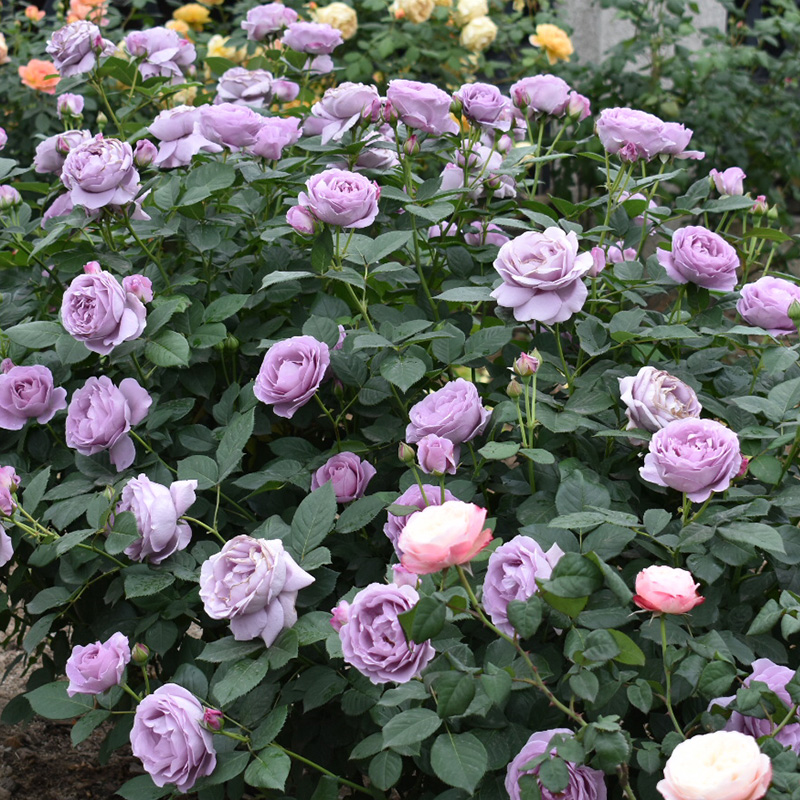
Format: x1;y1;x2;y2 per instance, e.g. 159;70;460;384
454;0;487;26
529;23;573;64
459;15;496;52
172;85;198;105
0;33;9;66
206;34;239;61
165;19;192;37
173;3;211;30
314;2;358;40
395;0;434;24
434;0;453;7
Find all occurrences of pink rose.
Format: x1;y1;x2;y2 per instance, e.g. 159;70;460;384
398;500;493;574
633;565;704;614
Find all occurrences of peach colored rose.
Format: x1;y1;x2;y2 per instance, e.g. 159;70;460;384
657;731;771;800
633;565;704;614
25;5;46;21
398;500;493;574
529;23;573;64
18;59;60;94
0;34;9;65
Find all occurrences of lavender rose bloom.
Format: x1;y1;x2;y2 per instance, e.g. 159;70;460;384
61;135;141;211
710;166;746;196
215;67;274;108
454;82;513;131
355;127;400;171
657;226;739;292
125;27;196;84
61;263;147;355
737;276;800;336
464;221;510;247
492;227;594;324
57;93;84;119
440;143;516;200
252;116;302;159
66;632;130;697
46;21;114;78
199;536;314;646
417;434;458;475
34;129;92;176
130;684;216;793
618;366;702;434
0;361;67;430
406;378;491;446
640;417;741;502
254;335;330;418
510;75;571;118
311;452;377;502
298;168;380;228
243;2;298;40
0;466;20;519
506;729;607;800
65;376;151;471
281;21;343;54
336;583;435;684
483;536;564;636
149;105;222;168
386;79;459;136
118;475;198;564
710;659;800;753
197;103;266;151
304;82;381;144
596;107;702;162
287;204;316;234
383;483;456;553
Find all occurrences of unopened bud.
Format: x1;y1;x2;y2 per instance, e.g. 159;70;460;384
96;111;108;131
203;708;224;731
788;299;800;325
403;134;419;157
134;139;157;168
0;185;21;209
507;379;523;399
131;643;150;666
736;454;750;479
513;351;540;377
57;93;84;120
751;195;768;214
287;205;316;236
398;442;415;464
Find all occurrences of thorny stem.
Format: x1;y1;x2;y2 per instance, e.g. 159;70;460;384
660;614;685;739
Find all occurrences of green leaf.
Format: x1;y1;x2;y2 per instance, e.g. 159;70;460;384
123;569;175;599
145;330;190;368
399;595;446;643
245;747;292;790
5;321;62;349
181;162;236;205
55;333;91;365
507;596;543;638
347;230;413;264
541;553;603;598
217;408;255;481
435;286;494;302
336;494;388;533
195;751;250;788
747;599;782;635
23;466;50;514
435;673;476;718
719;522;785;556
380;353;426;393
644;508;671;535
260;270;315;289
204;294;250;324
213;652;271;706
519;448;556;464
289;481;337;560
478;442;521;460
539;757;570;793
369;751;402;791
116;774;172;800
698;661;737;698
627;680;653;713
481;666;512;706
27;586;71;615
178;455;220;490
26;682;93;719
198;636;263;663
71;709;111;746
609;630;646;666
251;707;289;750
383;708;442;748
430;732;488;793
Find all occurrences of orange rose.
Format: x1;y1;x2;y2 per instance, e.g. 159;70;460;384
529;23;574;64
24;5;46;21
18;59;60;94
68;0;108;23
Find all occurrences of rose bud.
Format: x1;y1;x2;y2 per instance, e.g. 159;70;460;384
0;186;21;209
203;708;224;731
513;351;540;377
287;204;316;235
134;139;157;168
131;642;150;665
398;441;415;464
507;379;523;399
633;565;704;615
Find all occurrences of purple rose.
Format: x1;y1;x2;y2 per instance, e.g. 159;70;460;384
657;226;739;292
355;127;399;171
0;361;67;430
66;632;130;696
197;103;265;151
406;378;490;446
710;166;745;196
61;135;141;211
311;452;377;502
34;129;92;176
149;105;222;168
46;21;114;78
251;116;301;159
287;204;317;234
254;335;330;418
65;376;152;471
133;139;157;168
737;276;800;336
304;82;381;144
274;78;300;102
122;274;153;303
118;475;198;564
383;483;456;552
596;107;702;162
57;93;84;119
618;366;702;434
199;535;314;645
440;143;516;200
242;3;299;40
386;80;459;136
298;168;380;229
281;21;343;54
567;91;591;121
483;536;564;636
640;417;741;502
61;262;147;355
0;466;20;518
510;75;571;117
0;186;20;209
124;27;196;84
491;227;594;324
215;67;274;108
464;221;510;247
453;82;513;131
416;434;458;475
506;728;607;800
130;684;216;793
710;659;800;753
336;583;435;684
607;244;637;265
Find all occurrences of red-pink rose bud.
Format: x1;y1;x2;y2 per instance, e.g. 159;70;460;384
203;708;224;731
513;351;540;377
83;260;102;274
330;600;350;632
